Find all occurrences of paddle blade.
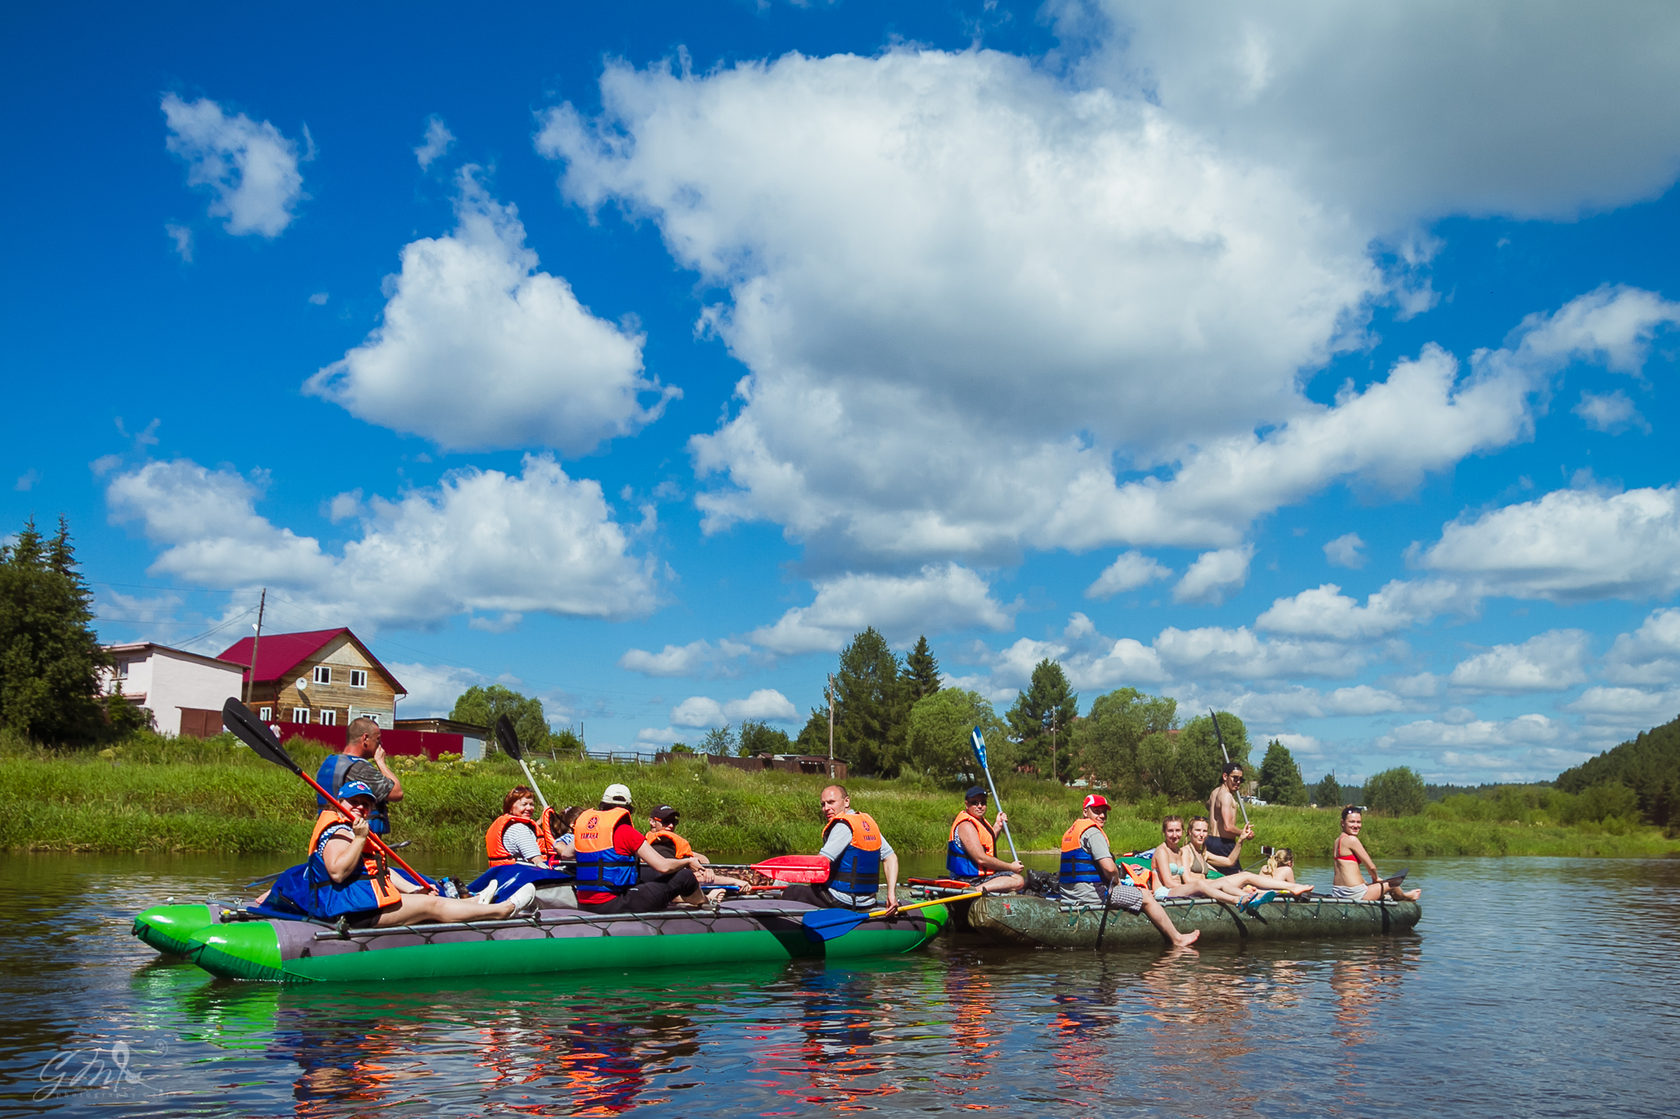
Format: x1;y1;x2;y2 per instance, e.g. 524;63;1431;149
1383;867;1409;885
495;714;522;760
970;726;988;769
801;906;870;942
223;698;300;775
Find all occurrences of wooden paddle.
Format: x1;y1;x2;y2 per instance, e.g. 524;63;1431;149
223;698;435;891
801;890;984;942
495;714;551;813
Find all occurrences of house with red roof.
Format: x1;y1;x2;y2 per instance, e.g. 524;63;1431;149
217;628;407;731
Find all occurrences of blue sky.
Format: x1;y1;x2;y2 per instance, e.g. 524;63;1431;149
5;2;1679;785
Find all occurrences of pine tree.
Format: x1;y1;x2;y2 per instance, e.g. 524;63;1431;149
904;635;941;701
1004;659;1079;780
1257;738;1309;805
0;517;112;744
833;627;907;776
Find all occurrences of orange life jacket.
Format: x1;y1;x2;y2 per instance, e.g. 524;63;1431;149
946;809;996;877
574;807;638;897
308;808;401;910
485;812;542;866
536;807;563;862
646;828;694;859
1119;858;1153;891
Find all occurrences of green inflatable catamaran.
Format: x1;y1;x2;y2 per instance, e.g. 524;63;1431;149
135;897;949;983
968;892;1421;949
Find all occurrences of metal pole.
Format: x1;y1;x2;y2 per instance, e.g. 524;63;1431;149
970;728;1020;863
827;673;836;778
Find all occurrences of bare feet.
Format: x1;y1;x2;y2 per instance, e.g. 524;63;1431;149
1289;885;1315;897
1401;887;1421;902
1172;929;1202;948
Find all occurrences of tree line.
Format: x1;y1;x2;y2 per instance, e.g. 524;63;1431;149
1555;712;1680;831
1;517;149;745
752;627;1427;810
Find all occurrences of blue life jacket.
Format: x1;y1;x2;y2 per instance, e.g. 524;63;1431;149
315;754;390;835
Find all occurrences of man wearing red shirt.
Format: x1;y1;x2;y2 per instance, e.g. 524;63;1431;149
573;783;708;913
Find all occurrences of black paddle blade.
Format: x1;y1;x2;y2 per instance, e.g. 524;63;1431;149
494;714;522;760
223;697;300;775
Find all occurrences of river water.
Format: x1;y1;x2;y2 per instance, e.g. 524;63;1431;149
1;852;1675;1118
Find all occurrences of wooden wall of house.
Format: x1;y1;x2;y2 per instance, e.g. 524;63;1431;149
246;633;400;727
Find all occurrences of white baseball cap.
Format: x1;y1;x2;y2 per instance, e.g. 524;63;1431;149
601;783;633;807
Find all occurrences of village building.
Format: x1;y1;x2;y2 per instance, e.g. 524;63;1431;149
99;642;247;737
216;628;407;730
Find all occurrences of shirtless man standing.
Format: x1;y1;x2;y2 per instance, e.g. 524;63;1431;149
1207;762;1251;871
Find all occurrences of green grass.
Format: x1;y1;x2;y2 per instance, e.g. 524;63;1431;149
2;730;1675;859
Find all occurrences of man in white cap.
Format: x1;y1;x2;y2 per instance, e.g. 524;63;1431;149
572;783;711;913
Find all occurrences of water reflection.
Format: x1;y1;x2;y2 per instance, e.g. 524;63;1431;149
7;855;1680;1118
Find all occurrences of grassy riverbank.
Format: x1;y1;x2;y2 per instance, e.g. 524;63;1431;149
2;731;1674;861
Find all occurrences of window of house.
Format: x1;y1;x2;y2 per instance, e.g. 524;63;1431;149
313;665;332;685
364;712;383;727
349;669;368;688
116;660;130;679
259;706;272;721
319;709;337;726
292;708;310;724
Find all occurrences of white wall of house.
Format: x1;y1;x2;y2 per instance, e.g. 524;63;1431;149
102;645;245;736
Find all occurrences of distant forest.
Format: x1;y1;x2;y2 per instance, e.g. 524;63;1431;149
1555;713;1680;831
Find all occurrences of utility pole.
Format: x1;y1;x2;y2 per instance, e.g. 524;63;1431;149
1050;708;1059;785
245;587;266;706
827;673;836;778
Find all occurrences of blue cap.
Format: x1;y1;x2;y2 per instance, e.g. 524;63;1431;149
337;781;376;803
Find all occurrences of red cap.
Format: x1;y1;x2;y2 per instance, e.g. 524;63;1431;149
1083;794;1109;810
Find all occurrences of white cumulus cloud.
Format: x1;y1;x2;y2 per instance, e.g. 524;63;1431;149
1173;545;1253;605
306;169;675;455
415;115;455;169
105;455;659;629
1086;2;1680;223
1420;485;1680;602
1448;630;1591;693
1323;532;1365;569
619;639;751;678
162;93;305;237
1087;550;1171;598
1257;578;1472;641
749;562;1014;655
